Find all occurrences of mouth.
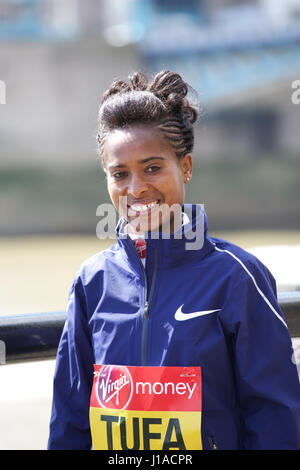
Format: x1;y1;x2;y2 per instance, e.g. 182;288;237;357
127;200;160;217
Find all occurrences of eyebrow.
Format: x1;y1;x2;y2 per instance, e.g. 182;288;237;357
107;156;165;170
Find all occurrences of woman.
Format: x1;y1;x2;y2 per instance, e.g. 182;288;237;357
48;70;300;450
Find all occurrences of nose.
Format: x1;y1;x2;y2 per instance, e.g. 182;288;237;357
127;173;148;198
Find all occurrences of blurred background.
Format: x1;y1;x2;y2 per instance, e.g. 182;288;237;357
0;0;300;449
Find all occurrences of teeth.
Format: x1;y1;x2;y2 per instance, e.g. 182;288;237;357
130;201;158;212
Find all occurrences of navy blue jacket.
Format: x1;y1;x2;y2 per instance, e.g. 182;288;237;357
48;205;300;449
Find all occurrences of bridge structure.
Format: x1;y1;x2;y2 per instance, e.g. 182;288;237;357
130;1;300;105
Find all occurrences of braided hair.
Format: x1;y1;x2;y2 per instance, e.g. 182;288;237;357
97;70;200;165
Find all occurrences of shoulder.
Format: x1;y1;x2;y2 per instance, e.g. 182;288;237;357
209;236;259;264
208;235;275;286
209;236;288;329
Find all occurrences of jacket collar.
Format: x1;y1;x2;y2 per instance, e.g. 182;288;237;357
116;204;215;270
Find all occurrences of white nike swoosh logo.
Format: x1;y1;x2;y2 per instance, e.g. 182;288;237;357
175;305;221;321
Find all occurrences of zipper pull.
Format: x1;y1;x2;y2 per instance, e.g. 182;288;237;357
144;300;149;318
208;435;218;450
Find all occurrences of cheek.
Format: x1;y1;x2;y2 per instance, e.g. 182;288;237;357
174;186;185;206
167;172;185;201
107;182;128;216
107;181;120;207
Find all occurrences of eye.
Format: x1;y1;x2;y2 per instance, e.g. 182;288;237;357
111;171;127;180
145;165;161;174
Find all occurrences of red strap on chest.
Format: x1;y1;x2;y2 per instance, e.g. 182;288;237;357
133;238;146;259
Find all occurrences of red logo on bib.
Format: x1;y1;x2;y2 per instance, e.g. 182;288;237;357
96;365;133;410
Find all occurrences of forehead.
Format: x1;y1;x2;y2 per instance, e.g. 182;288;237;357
103;125;176;168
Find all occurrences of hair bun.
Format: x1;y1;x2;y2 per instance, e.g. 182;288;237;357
101;70;199;124
149;70;198;124
128;71;148;91
100;79;131;103
97;69;200;163
101;72;148;104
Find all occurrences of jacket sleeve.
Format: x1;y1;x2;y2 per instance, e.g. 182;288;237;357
226;260;300;450
47;276;94;450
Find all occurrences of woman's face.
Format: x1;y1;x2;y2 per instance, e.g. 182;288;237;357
103;125;192;234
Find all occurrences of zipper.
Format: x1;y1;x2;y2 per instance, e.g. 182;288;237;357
208;435;218;450
128;237;158;366
140;248;158;366
141;300;149;366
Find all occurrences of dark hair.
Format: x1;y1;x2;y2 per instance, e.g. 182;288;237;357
97;70;200;164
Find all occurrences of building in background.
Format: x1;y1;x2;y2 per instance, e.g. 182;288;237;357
127;0;300;160
1;0;300;164
0;0;300;234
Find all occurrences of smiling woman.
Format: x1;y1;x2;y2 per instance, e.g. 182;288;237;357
97;71;196;235
48;70;300;451
103;126;192;233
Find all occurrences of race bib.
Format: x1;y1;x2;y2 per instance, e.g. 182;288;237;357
90;365;202;450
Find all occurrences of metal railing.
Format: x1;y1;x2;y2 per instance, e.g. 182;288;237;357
0;311;66;364
0;291;299;364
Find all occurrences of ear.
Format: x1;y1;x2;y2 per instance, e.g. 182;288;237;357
180;154;193;183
